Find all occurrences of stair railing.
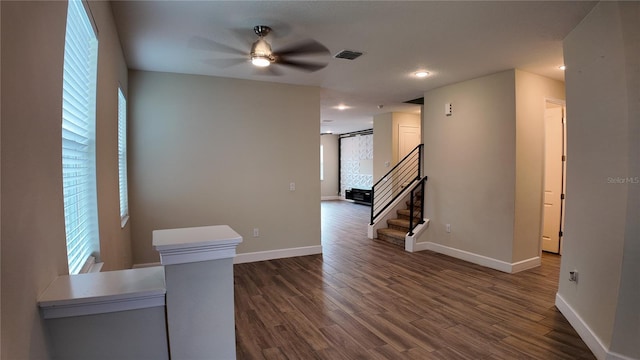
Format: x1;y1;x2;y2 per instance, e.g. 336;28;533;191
370;144;423;225
408;176;428;236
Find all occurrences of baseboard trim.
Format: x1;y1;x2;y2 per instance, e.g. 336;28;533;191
425;242;513;272
321;196;341;201
555;293;609;360
234;245;322;264
420;242;540;274
511;256;541;273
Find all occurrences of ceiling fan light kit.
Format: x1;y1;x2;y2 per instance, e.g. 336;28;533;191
250;26;275;67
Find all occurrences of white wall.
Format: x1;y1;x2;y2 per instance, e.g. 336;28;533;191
340;134;373;195
128;71;321;264
1;1;129;358
558;2;639;359
321;134;339;198
421;70;517;263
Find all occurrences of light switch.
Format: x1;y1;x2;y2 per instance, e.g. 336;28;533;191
445;103;452;116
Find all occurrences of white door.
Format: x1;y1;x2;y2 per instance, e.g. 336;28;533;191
542;105;564;253
399;125;420;159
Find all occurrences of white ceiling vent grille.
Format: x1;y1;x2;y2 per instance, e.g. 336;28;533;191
334;50;363;60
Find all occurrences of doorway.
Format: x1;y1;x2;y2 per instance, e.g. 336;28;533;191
542;100;566;254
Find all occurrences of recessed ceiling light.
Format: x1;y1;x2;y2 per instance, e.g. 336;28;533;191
336;104;348;110
414;71;430;78
559;65;566;70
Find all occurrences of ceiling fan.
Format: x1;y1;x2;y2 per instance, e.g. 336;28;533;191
190;25;330;75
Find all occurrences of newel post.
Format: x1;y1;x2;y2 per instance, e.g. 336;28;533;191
153;225;243;360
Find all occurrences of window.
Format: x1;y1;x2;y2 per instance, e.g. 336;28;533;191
118;88;129;227
61;0;100;275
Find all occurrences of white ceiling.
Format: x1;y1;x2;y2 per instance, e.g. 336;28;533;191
110;1;596;134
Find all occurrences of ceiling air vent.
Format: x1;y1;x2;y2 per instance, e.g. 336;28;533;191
334;50;363;60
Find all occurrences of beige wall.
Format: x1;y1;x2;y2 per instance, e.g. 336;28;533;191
421;70;516;263
373;113;393;182
321;134;339;198
373;112;421;183
513;70;565;262
559;2;639;358
93;1;132;271
128;71;321;264
420;69;565;267
1;1;129;358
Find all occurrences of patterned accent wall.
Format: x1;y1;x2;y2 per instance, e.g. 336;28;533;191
340;134;374;196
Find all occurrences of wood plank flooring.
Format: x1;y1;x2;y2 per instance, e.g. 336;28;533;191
234;200;595;359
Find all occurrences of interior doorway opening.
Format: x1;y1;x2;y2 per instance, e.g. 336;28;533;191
542;99;567;254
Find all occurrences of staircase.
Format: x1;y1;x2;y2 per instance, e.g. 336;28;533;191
376;191;423;247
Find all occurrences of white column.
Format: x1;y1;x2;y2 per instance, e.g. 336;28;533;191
153;225;242;360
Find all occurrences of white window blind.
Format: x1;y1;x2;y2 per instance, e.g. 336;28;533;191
117;88;129;226
61;0;100;275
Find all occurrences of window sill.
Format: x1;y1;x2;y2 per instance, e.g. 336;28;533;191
121;215;130;228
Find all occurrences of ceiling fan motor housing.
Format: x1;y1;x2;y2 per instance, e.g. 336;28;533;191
250;38;275;65
253;25;272;37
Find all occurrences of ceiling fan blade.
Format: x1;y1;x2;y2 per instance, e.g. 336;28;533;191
275;58;327;72
188;36;247;56
203;58;248;68
275;40;329;57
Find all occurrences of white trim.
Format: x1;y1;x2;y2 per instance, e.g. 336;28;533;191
153;225;243;266
412;241;431;252
120;215;130;229
607;352;638;360
425;242;514;273
321;196;341;201
511;256;541;273
555;293;609;360
419;242;540;274
404;219;430;252
88;261;103;273
38;267;166;319
132;262;162;269
234;245;322;264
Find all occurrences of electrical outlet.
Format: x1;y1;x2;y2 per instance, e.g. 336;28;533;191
446;224;451;233
569;270;578;282
289;182;296;191
253;228;259;237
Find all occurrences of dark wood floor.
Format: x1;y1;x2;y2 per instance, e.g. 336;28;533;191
234;200;595;359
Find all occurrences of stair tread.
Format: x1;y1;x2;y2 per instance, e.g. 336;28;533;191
377;227;407;239
387;218;411;227
397;209;420;215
